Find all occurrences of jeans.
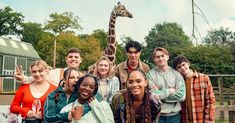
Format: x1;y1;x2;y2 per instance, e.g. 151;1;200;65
158;112;181;123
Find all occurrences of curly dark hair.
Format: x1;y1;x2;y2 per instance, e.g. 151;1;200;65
125;69;152;123
74;74;99;98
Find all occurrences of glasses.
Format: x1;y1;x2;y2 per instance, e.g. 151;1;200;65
128;51;139;54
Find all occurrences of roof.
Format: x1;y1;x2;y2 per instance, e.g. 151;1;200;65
0;37;40;59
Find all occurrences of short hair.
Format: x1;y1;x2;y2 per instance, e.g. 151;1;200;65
125;40;142;52
30;60;49;71
66;47;81;56
172;55;190;69
74;74;99;97
152;47;169;58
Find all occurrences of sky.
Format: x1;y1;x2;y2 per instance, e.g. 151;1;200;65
1;0;235;44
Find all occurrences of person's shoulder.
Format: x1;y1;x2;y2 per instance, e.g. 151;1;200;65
112;89;127;103
116;61;126;68
47;86;61;97
17;84;29;90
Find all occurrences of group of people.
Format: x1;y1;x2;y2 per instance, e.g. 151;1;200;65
10;40;215;123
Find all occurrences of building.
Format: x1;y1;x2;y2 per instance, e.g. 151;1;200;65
0;36;40;105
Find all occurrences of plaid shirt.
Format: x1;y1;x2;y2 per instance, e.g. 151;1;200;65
181;71;215;123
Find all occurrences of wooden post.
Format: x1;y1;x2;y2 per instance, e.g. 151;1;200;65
229;100;235;123
218;76;224;105
53;38;57;69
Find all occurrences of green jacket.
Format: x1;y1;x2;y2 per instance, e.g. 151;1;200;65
44;86;77;123
44;86;103;123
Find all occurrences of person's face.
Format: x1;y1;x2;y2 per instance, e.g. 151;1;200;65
31;65;48;82
153;51;169;67
126;47;140;62
78;77;96;100
128;71;147;96
176;62;190;76
97;60;109;77
64;70;80;92
66;52;82;69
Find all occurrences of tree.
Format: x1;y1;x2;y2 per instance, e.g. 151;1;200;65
203;27;235;47
91;29;107;50
21;22;44;46
0;6;24;36
44;12;82;34
203;27;235;63
143;22;192;66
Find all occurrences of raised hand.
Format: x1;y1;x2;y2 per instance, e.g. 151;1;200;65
14;65;24;81
71;106;84;120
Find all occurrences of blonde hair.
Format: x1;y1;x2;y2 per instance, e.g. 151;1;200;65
30;60;49;72
152;47;169;58
92;56;115;78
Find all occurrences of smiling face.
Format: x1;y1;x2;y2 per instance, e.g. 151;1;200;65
176;62;191;76
78;77;96;100
97;59;110;78
66;52;82;69
31;65;48;82
127;71;147;97
64;69;80;92
153;50;169;68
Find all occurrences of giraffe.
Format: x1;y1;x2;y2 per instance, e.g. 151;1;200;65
88;2;132;73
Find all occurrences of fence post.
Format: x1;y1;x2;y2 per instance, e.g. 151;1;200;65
218;76;224;105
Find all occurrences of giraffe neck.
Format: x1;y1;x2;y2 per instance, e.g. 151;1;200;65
104;11;117;65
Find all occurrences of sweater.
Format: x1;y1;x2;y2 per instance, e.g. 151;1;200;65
147;67;186;114
60;99;114;123
10;84;56;118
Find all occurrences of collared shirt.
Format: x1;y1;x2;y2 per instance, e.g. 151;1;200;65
181;71;215;123
115;59;150;89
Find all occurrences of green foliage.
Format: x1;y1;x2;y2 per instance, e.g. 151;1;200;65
143;22;192;67
21;22;44;46
79;36;102;70
115;43;127;64
203;27;235;47
0;6;24;36
36;32;55;66
44;12;82;34
91;29;108;50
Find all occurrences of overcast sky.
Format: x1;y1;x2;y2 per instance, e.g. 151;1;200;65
1;0;235;44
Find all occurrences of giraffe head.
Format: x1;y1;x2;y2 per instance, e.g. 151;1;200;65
113;2;133;18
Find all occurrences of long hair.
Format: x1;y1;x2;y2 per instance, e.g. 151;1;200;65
92;56;115;79
125;69;152;123
58;68;79;87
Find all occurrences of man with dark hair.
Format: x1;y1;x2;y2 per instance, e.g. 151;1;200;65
172;55;215;123
15;47;83;85
115;40;150;89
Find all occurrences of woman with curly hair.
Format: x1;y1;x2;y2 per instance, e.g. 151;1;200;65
111;69;161;123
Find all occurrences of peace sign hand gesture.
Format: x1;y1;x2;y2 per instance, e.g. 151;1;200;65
14;65;24;81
